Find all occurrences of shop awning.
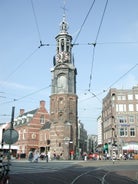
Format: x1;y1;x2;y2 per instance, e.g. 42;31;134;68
0;144;18;150
122;143;138;150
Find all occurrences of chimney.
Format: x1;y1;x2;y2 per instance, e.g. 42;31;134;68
40;100;45;108
20;109;25;115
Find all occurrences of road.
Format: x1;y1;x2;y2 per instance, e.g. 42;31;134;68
8;159;138;184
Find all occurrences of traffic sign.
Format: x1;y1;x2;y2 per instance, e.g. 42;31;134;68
3;129;19;144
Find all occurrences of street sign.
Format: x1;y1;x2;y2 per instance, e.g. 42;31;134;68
3;129;19;144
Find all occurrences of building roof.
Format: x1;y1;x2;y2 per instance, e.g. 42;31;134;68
18;108;38;117
14;108;38;126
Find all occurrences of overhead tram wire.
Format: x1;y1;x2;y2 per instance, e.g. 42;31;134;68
0;85;51;105
0;47;39;88
96;41;138;45
89;63;138;98
73;0;96;45
97;63;138;96
108;63;138;89
0;1;42;87
88;0;108;92
31;0;41;42
0;1;51;87
31;0;49;48
0;40;52;88
67;41;138;46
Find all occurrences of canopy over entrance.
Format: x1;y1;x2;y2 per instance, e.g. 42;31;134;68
122;142;138;151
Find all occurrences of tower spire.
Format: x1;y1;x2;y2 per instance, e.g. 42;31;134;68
60;0;68;33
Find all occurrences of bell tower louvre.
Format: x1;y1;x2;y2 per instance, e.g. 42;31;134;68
49;14;78;159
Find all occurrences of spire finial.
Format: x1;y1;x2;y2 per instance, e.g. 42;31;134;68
60;0;68;33
62;0;67;17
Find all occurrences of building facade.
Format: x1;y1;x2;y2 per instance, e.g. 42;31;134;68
78;121;87;156
87;134;98;153
102;85;138;157
14;100;50;157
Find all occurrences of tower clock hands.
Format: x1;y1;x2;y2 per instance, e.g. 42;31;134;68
56;52;69;63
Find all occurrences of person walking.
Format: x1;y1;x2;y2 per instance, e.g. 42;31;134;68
28;150;33;162
46;153;48;163
33;150;39;163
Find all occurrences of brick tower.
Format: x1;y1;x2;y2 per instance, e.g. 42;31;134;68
50;15;78;159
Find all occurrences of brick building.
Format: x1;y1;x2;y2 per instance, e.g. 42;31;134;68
14;100;50;157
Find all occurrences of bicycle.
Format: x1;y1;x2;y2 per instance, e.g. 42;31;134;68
0;163;10;184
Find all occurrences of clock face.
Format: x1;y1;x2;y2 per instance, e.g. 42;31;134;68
56;52;69;62
56;53;62;62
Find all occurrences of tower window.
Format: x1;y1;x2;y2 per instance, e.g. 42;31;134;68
61;39;64;51
67;45;69;52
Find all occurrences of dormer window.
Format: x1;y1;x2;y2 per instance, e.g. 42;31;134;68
40;115;45;124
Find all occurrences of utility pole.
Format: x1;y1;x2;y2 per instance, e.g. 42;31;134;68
2;107;19;170
7;106;15;170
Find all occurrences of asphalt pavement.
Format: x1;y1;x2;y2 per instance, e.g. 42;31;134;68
6;159;138;184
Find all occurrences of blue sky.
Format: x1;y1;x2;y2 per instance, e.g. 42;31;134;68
0;0;138;134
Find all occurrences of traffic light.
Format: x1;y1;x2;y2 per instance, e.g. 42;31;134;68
103;143;108;153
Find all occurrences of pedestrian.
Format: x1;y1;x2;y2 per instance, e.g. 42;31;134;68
53;152;56;160
46;154;48;163
33;150;39;163
28;150;33;162
40;152;46;160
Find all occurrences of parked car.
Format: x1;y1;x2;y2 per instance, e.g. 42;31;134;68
87;153;99;160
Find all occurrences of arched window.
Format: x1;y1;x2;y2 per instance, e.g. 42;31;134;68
57;75;67;93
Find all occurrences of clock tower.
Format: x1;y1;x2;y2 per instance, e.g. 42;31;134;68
50;15;78;159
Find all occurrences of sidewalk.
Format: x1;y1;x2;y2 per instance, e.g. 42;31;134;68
11;158;83;163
